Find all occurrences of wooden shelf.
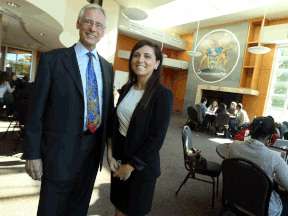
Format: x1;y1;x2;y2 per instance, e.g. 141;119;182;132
247;42;259;46
243;66;254;68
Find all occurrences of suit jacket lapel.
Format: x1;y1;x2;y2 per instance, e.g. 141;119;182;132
62;45;84;98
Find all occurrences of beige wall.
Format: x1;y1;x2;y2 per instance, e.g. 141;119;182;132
97;0;120;64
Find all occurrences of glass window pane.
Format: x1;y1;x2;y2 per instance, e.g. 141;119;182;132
5;47;32;77
275;71;288;83
278;48;288;57
267;109;283;122
276;59;288;69
270;98;285;109
272;85;288;96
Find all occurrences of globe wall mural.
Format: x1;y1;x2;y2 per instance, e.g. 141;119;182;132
192;29;240;83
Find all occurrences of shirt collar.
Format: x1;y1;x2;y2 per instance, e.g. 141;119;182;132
75;41;98;61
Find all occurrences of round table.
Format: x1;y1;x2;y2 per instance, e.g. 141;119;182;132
216;143;231;159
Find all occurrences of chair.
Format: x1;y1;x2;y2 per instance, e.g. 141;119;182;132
212;112;230;138
185;105;200;130
284;132;288;140
219;158;273;216
175;126;222;209
13;99;29;152
1;92;18;140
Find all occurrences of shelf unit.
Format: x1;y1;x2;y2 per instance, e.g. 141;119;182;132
239;19;268;89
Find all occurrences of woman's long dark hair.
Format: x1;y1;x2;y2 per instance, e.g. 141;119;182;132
123;40;163;109
249;117;275;139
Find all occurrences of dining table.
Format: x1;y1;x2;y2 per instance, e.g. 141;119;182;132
216;143;230;159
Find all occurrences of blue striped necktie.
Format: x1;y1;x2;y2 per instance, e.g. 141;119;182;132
87;52;100;133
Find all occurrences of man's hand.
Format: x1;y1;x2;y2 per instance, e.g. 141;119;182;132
25;159;43;181
107;156;119;173
113;164;135;181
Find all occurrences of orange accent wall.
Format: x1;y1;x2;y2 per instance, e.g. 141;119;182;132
113;34;140;73
242;44;277;119
172;70;188;113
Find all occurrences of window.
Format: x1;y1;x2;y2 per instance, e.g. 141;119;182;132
266;46;288;122
5;47;32;78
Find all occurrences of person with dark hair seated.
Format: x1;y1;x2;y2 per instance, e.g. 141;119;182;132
229;103;250;137
229;117;288;216
13;75;33;104
215;102;229;115
195;97;209;129
10;73;22;90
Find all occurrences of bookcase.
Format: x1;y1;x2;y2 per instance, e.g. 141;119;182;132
239;18;269;90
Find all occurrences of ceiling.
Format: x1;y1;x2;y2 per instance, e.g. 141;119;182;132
0;0;288;52
0;0;63;52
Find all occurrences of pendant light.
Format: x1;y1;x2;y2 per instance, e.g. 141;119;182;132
187;20;202;57
161;28;168;58
247;5;271;54
122;0;148;21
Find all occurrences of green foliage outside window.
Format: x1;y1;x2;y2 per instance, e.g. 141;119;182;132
273;85;287;95
278;59;288;69
276;72;288;83
280;48;288;57
271;98;285;109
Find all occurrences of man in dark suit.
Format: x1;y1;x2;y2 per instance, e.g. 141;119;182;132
23;4;114;216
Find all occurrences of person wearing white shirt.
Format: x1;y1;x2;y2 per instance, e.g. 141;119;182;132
230;103;250;136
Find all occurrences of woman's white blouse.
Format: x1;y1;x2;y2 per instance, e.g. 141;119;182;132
117;85;144;137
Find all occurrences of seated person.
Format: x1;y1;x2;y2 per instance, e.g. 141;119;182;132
227;101;237;116
215;102;229;115
10;73;22;90
195;97;208;128
13;75;33;105
207;100;218;113
230;103;250;136
0;75;13;110
234;125;280;145
229;117;288;216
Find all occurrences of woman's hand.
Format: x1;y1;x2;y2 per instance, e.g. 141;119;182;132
113;164;135;181
107;156;119;173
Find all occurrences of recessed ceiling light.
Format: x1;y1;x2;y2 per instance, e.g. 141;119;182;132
7;2;20;8
40;33;46;36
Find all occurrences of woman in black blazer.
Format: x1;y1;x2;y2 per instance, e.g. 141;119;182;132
107;40;174;216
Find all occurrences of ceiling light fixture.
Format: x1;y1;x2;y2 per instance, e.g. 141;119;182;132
7;2;20;8
40;33;46;36
122;0;148;21
187;20;202;57
247;5;271;54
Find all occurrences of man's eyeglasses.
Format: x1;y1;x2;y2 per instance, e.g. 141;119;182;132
83;20;105;30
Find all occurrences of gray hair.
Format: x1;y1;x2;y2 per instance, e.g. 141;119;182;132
78;4;108;29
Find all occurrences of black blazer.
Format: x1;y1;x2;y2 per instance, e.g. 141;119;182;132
109;84;174;181
23;45;114;181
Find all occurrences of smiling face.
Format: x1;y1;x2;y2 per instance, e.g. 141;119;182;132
131;45;160;81
76;8;105;51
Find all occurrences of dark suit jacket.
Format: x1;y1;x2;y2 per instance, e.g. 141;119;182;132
109;84;174;181
22;45;114;181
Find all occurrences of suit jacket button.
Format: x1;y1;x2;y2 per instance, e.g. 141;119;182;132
81;115;84;119
79;135;81;138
